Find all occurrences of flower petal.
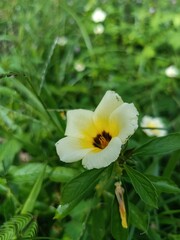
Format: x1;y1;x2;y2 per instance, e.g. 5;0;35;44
82;137;122;169
56;137;93;163
140;116;152;127
93;91;123;132
110;103;139;143
94;90;123;119
65;109;97;139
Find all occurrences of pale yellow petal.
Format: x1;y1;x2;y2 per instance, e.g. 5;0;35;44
82;137;122;169
93;91;123;133
65;109;98;139
55;137;93;163
110;103;139;143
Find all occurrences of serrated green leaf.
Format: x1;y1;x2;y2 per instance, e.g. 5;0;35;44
56;168;104;219
146;175;180;194
56;165;113;219
133;133;180;157
61;168;105;203
124;165;158;208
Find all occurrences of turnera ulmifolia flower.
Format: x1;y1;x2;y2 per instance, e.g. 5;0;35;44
55;90;139;169
141;116;167;137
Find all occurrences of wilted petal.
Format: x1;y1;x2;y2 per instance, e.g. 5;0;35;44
82;137;122;169
115;182;128;228
110;103;139;143
65;109;97;139
56;137;92;163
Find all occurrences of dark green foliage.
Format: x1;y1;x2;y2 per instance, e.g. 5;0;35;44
0;0;180;239
0;213;37;240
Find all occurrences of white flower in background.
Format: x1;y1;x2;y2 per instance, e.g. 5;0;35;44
149;7;156;14
56;36;68;46
56;90;139;169
91;8;107;23
171;0;176;5
141;116;167;137
165;65;179;78
93;24;104;34
74;62;85;72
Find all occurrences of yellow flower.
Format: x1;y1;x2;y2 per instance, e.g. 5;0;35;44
141;116;167;137
56;91;139;169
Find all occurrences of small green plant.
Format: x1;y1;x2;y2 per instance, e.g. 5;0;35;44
0;213;37;240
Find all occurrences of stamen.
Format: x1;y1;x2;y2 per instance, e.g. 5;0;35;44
93;131;112;149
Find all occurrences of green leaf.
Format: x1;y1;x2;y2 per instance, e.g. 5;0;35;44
111;197;128;240
56;165;113;219
8;163;51;184
90;206;106;240
124;165;158;208
61;168;105;203
148;228;162;240
0;139;21;171
146;175;180;194
0;213;37;239
56;201;79;220
49;166;80;183
129;202;148;232
0;86;18;97
133;133;180;157
168;234;180;240
60;2;92;54
21;164;46;214
56;168;104;219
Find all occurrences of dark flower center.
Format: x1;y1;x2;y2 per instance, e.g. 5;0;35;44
93;131;112;149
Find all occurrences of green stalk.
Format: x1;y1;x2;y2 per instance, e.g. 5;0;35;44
21;164;46;214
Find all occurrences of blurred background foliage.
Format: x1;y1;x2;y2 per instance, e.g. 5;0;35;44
0;0;180;239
